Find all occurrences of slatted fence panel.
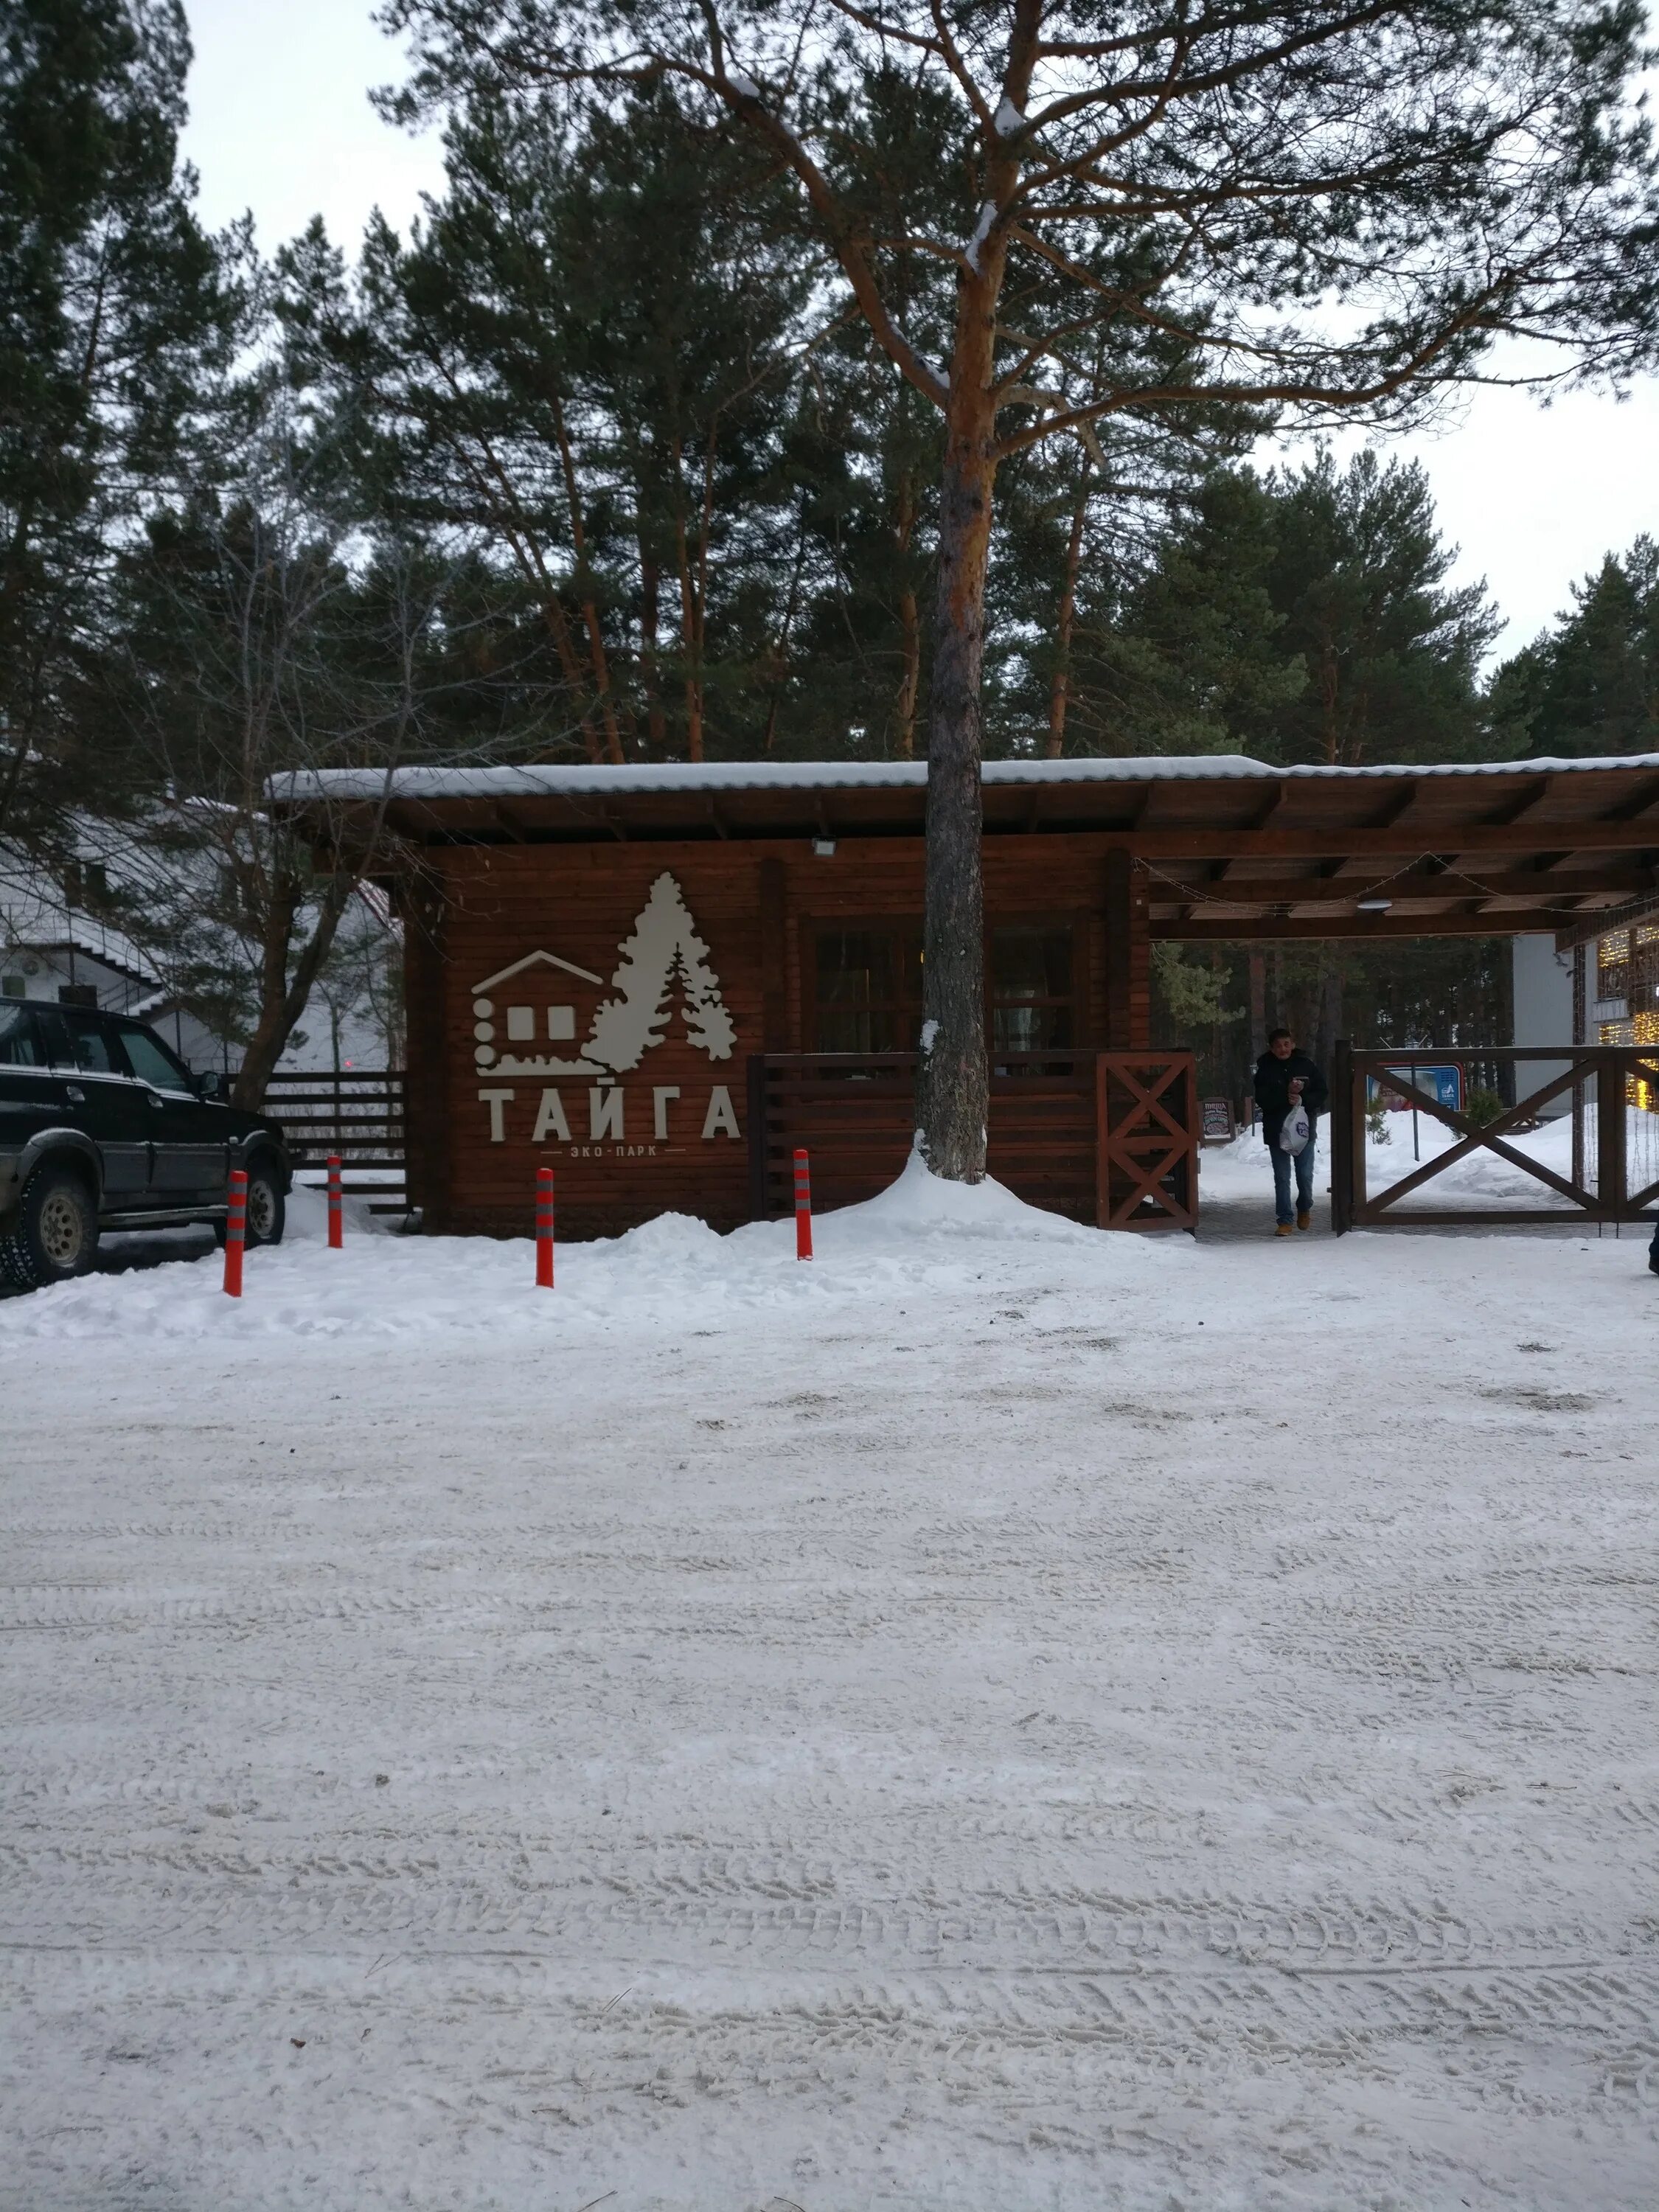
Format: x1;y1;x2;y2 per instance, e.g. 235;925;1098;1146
258;1070;408;1214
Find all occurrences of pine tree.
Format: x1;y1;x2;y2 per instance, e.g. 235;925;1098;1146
0;0;234;848
1489;539;1659;758
1093;453;1500;767
389;0;1659;1180
1256;451;1502;768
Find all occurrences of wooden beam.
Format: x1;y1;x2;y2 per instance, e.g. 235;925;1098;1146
1249;782;1288;830
1554;886;1659;953
1480;773;1557;827
1156;909;1582;942
1364;780;1422;829
1600;773;1659;823
1118;822;1659;857
1142;865;1656;907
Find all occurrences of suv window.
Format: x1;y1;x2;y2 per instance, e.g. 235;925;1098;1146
0;1005;44;1065
52;1007;119;1074
115;1020;193;1092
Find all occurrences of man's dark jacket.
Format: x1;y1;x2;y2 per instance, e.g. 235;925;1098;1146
1253;1049;1329;1148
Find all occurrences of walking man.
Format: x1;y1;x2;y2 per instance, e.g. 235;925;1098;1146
1253;1027;1329;1237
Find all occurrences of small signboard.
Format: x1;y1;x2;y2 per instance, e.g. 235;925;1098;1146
1368;1062;1464;1114
1200;1096;1237;1144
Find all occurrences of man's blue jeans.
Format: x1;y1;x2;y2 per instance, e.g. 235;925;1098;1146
1271;1136;1317;1227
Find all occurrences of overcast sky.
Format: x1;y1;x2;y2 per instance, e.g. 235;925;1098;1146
178;0;1659;666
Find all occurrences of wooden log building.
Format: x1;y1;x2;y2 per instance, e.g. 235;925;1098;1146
274;753;1659;1239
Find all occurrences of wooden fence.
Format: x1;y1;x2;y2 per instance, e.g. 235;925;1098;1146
258;1069;408;1216
1330;1043;1659;1231
747;1051;1197;1229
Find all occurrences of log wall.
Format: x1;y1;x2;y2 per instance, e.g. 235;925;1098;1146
407;834;1150;1237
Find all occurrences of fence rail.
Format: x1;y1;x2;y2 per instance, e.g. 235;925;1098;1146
748;1050;1197;1229
1331;1044;1659;1231
258;1068;408;1215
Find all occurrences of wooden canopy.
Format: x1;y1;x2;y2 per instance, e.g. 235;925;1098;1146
272;751;1659;945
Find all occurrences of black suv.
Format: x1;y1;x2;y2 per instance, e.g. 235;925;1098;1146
0;1002;291;1290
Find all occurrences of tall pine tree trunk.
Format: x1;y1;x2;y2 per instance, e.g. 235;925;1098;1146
551;391;624;763
911;13;1037;1180
917;319;998;1180
893;473;919;759
639;540;667;756
1045;469;1090;757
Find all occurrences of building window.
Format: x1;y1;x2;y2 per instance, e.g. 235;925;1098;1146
809;919;1082;1055
991;925;1076;1052
63;860;108;908
812;925;922;1051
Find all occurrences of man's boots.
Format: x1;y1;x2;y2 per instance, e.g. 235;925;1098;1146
1296;1208;1312;1232
1276;1222;1294;1238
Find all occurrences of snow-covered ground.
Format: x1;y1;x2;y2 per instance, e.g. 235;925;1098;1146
4;1164;1658;2210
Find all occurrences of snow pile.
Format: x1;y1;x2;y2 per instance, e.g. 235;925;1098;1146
811;1141;1099;1245
0;1156;1177;1343
282;1180;387;1242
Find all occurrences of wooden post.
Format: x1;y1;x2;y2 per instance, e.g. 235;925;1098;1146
1331;1038;1354;1234
1248;950;1267;1064
398;874;450;1228
758;855;789;1049
1596;1051;1627;1223
1092;1051;1110;1228
1104;852;1149;1049
747;1054;770;1220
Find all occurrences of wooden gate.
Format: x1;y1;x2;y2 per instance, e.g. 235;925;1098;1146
748;1051;1197;1229
1330;1043;1659;1231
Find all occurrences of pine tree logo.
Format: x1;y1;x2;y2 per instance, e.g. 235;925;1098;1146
583;873;737;1073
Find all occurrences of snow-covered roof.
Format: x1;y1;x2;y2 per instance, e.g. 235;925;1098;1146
269;752;1659;804
0;846;157;987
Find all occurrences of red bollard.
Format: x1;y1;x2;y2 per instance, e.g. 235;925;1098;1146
223;1168;246;1298
793;1147;813;1262
327;1154;344;1249
535;1166;555;1288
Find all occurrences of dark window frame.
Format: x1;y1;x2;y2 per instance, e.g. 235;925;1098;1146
801;915;925;1054
989;914;1089;1057
799;911;1089;1054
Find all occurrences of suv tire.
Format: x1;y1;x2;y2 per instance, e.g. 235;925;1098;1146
214;1158;286;1251
245;1155;285;1248
1;1164;100;1291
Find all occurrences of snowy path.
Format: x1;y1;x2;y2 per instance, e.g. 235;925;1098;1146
3;1178;1658;2210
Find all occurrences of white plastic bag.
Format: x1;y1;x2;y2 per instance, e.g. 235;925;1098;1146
1279;1101;1310;1155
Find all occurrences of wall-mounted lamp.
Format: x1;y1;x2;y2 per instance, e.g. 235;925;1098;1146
812;837;837;858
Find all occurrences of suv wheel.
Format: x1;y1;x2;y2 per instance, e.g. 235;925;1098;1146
1;1164;100;1291
244;1158;285;1248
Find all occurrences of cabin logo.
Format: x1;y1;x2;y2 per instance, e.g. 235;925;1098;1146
470;872;736;1081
